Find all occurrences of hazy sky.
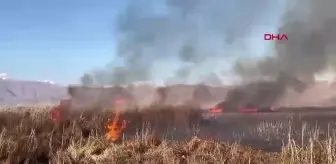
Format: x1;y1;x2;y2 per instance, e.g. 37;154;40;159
0;0;284;84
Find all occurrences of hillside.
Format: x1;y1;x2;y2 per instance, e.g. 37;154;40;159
0;79;67;106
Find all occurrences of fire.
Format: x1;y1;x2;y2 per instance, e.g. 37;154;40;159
50;98;70;121
105;111;127;142
51;107;61;121
105;98;128;143
209;107;222;113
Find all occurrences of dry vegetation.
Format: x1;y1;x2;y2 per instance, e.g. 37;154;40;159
0;107;336;164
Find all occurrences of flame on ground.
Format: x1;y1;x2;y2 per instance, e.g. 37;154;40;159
50;98;71;121
51;107;61;121
105;98;128;143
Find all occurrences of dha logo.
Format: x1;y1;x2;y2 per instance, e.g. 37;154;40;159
264;33;288;41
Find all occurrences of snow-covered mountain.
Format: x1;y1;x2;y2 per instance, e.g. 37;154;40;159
0;74;67;106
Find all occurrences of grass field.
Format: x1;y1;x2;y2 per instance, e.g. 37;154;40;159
0;106;336;164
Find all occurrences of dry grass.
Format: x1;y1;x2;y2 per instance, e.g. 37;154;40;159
0;107;336;164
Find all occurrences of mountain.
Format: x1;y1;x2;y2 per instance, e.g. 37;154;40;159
0;78;67;106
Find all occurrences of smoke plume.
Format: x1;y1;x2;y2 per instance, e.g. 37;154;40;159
236;0;336;82
81;0;284;85
221;0;336;109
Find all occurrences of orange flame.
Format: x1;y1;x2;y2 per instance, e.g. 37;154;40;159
105;98;128;142
51;106;61;121
50;98;71;121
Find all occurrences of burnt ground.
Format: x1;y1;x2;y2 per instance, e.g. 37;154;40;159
152;109;336;152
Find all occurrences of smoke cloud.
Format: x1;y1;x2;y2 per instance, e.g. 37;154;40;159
277;0;336;79
236;0;336;82
222;0;336;109
75;0;336;109
81;0;285;85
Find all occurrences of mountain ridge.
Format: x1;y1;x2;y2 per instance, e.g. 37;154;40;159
0;78;67;106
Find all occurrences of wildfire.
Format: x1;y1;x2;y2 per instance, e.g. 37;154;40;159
51;107;61;121
105;98;128;143
50;98;70;121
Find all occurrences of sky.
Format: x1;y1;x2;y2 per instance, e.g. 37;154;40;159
0;0;284;85
0;0;128;84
